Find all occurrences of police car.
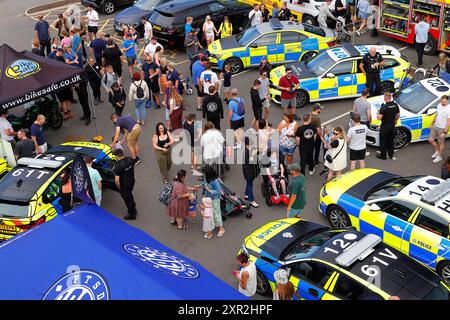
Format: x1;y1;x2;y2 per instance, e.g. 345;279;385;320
207;18;336;74
239;218;449;299
319;168;450;285
0;142;117;241
366;77;450;149
269;44;410;108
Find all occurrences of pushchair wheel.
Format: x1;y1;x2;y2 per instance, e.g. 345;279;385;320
260;182;267;198
246;211;252;219
265;196;272;207
187;88;194;95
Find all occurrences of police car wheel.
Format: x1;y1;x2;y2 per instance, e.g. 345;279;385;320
437;261;450;285
225;58;243;74
302;14;317;26
102;1;115;14
380;81;394;93
301;51;317;62
326;205;350;229
256;270;272;296
393;127;410;149
296;90;309;108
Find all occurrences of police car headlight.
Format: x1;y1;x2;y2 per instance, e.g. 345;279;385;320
321;185;328;198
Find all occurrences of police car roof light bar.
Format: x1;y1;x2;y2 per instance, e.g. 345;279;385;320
17;158;63;169
269;18;283;30
421;179;450;205
335;234;382;268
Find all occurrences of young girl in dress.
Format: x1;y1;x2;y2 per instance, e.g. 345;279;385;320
200;197;214;239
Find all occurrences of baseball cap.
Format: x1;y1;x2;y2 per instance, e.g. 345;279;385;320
287;163;300;172
313;103;324;111
56;47;63;52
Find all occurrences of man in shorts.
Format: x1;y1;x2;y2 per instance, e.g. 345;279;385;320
193;57;208;111
286;163;306;218
111;114;142;164
278;67;300;120
429;95;450;163
258;69;271;120
123;33;137;76
84;5;99;41
347;113;368;171
228;88;245;149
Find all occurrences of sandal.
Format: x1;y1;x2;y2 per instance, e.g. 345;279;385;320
177;225;188;230
163;178;169;184
170;220;177;225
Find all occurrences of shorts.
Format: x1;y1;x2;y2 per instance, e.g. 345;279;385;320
262;99;270;109
348;4;356;17
252;107;262;120
279;145;296;155
39;143;48;154
350;148;366;161
112;65;122;78
126;56;136;66
230;118;245;131
195;85;204;97
88;26;98;34
430;125;446;144
150;80;160;94
358;12;369;20
56;87;72;102
287;208;303;218
223;86;231;93
281;97;296;108
127;126;141;143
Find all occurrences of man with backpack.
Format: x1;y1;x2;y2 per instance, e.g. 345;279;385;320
228;88;245;149
278;67;300;120
113;148;137;220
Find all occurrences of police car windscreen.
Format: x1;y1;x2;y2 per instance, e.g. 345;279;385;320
395;82;438;114
0;167;55;203
305;52;335;77
365;176;423;201
236;27;260;47
48;145;102;159
282;230;337;261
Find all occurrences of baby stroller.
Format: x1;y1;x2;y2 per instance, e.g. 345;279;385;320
179;73;194;95
219;179;252;220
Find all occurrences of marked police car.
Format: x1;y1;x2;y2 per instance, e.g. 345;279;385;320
239;218;450;299
366;77;450;149
208;18;336;74
269;44;410;108
319;168;450;285
0;142;116;241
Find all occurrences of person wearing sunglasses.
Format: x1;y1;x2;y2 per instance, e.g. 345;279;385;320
324;127;347;181
278;67;300;121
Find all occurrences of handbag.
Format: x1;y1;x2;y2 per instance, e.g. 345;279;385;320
326;140;345;164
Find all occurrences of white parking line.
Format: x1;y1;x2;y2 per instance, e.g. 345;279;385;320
232;69;253;78
322;110;351;126
398;46;409;52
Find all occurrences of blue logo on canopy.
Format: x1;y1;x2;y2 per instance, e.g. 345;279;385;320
43;270;110;300
124;244;199;279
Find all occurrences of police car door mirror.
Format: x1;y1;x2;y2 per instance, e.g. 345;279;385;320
394;82;400;90
427;108;437;116
326;73;335;79
42;194;51;204
369;203;381;212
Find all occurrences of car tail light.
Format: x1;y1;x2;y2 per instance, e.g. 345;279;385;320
327;41;336;47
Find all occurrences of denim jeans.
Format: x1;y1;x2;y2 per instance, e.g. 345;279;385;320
245;178;254;202
134;99;147;122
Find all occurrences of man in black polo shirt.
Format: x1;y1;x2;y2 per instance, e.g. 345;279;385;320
376;91;400;161
359;47;384;96
113;148;137;220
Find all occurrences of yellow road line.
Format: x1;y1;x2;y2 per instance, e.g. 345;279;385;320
99;19;111;33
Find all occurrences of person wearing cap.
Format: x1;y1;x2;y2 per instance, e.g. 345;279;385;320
429;95;450;164
278;67;300;120
48;46;64;62
286;163;306;218
242;136;260;208
259;56;272;75
184;29;202;62
35;15;51;57
53;13;69;41
273;269;297;300
311;103;325;166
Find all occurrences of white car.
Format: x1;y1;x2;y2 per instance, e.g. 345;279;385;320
366;77;450;149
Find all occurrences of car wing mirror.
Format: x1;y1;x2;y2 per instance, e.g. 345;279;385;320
427;108;437;116
326;73;335;79
369;203;381;211
394;82;400;90
42;194;51;204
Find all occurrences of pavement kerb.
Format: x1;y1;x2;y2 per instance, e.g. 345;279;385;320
25;0;81;16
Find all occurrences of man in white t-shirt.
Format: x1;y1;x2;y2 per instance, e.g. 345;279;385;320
141;17;153;44
200;124;224;165
347;113;368;171
199;62;219;95
84;5;99;41
429;95;450;163
249;4;262;27
0;110;16;144
144;37;163;59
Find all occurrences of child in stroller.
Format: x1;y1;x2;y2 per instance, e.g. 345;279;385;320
219;179;252;220
260;151;289;206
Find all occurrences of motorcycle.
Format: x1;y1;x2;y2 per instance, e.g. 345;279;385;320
8;97;63;132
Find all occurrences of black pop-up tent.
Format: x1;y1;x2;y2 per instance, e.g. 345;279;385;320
0;44;87;110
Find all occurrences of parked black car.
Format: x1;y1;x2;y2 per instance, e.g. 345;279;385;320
113;0;172;35
149;0;251;47
81;0;134;15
